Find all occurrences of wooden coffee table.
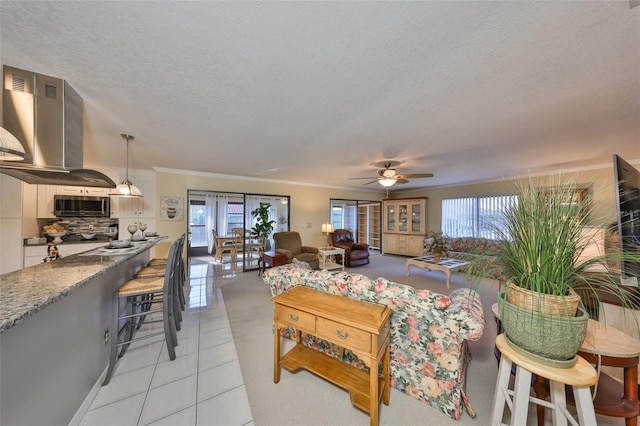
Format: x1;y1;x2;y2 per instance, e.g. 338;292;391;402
405;255;470;288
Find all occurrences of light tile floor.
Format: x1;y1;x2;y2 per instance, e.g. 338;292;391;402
79;256;254;426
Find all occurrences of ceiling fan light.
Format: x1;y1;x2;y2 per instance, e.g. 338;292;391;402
379;178;396;187
0;126;29;161
382;169;396;178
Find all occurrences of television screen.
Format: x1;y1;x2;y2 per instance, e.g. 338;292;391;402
613;154;640;278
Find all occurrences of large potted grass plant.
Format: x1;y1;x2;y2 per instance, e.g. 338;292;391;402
475;175;638;367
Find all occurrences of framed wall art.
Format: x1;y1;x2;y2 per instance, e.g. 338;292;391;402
160;196;184;221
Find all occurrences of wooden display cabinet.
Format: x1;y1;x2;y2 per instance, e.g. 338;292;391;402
382;197;427;256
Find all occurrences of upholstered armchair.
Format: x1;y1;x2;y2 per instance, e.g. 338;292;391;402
330;229;370;267
273;231;319;269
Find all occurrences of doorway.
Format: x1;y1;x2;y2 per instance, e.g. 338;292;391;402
329;199;381;252
188;190;290;272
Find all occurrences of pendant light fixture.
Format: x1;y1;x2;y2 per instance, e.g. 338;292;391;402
0;126;29;161
109;134;142;197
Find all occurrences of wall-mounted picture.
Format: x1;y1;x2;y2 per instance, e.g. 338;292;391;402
160;196;184;221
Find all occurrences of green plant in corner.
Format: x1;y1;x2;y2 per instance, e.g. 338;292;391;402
250;203;276;256
471;174;640;366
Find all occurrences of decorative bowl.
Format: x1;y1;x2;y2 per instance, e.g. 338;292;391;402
144;231;158;237
109;240;131;249
131;235;146;242
46;231;67;244
81;233;96;240
102;228;118;237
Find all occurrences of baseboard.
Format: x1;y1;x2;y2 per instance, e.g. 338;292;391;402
68;366;108;425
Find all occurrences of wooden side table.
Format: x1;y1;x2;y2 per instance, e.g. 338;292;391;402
273;286;392;426
317;247;345;271
261;251;286;274
572;319;640;426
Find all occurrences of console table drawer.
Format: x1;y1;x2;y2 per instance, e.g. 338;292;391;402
316;317;371;352
275;305;315;331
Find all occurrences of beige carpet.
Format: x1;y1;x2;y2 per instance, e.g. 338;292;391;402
220;254;624;425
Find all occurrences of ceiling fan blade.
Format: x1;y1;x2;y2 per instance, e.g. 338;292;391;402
395;179;410;184
362;180;380;185
396;173;434;179
349;176;379;180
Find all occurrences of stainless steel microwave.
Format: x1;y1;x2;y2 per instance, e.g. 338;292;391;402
54;195;111;217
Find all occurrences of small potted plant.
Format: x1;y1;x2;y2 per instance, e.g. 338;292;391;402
428;231;449;262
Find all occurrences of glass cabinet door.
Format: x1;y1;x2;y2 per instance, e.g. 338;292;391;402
398;204;408;232
411;203;421;232
386;204;395;232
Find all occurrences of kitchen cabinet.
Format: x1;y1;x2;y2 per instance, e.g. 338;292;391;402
1;219;23;273
37;185;58;218
57;186;111;196
1;175;30;274
382;197;427;256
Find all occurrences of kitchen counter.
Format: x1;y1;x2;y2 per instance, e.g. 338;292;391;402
0;235;167;425
23;237;115;246
1;236;167;333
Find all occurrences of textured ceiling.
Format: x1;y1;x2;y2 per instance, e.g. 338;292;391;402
1;1;639;192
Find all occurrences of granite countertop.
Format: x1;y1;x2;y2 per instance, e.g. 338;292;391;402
0;236;167;333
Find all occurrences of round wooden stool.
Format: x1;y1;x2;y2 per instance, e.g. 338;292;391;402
491;334;599;426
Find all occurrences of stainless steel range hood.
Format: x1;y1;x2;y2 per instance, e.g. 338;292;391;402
0;66;115;188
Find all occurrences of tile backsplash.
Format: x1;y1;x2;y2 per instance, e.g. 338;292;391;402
43;217;119;242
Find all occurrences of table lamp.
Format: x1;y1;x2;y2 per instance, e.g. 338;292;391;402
322;223;334;248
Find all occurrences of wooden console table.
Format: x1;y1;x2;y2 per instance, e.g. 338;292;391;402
273;286;392;426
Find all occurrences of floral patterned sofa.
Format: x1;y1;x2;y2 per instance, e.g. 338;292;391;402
262;262;486;420
425;237;506;282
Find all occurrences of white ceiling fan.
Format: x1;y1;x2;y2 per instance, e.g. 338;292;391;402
349;161;434;187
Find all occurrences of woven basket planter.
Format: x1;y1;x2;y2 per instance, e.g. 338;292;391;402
506;282;580;317
498;292;588;366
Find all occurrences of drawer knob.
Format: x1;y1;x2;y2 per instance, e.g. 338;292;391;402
289;314;299;322
336;330;349;339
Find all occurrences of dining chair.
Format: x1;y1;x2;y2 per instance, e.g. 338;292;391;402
103;238;180;386
212;229;237;262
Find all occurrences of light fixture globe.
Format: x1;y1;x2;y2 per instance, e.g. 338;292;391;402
0;126;29;161
111;179;143;197
109;134;143;198
381;168;396;178
378;177;396;187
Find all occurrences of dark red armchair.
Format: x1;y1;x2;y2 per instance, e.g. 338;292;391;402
330;229;370;267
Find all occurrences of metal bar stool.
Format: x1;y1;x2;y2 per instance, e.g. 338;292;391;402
135;235;186;327
491;334;598;426
143;233;187;311
102;238;180;386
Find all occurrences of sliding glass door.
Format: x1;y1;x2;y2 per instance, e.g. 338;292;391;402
188;190;290;272
329;199;381;251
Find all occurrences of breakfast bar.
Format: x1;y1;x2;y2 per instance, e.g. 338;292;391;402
0;236;167;426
